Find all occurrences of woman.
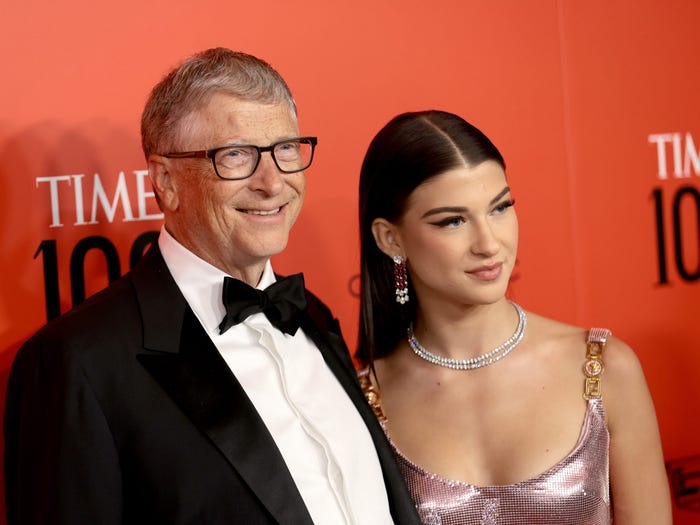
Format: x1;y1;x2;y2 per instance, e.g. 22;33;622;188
357;110;671;524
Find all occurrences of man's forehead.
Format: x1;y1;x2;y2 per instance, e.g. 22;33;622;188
177;97;299;148
201;92;295;115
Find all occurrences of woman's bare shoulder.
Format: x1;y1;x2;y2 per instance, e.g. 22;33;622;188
523;311;587;351
525;310;642;369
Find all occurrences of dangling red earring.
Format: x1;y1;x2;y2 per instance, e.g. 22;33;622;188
393;255;409;304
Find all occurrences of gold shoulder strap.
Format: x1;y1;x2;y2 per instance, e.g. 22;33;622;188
358;368;388;422
583;328;612;400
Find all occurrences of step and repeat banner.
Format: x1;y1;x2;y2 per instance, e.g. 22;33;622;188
2;1;698;522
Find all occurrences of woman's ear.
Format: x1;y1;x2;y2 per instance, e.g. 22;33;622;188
371;218;403;258
148;155;179;212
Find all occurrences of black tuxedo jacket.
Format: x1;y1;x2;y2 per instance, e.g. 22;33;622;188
4;246;420;524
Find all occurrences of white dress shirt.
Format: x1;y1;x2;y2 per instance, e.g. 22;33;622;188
158;228;394;524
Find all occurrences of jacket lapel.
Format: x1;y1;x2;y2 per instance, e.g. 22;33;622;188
132;247;313;525
300;292;422;525
298;291;368;420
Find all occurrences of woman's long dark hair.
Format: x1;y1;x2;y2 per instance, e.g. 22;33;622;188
357;110;505;367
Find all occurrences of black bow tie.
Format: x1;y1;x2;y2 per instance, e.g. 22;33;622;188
218;273;307;336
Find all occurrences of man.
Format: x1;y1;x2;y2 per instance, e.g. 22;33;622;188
5;48;420;524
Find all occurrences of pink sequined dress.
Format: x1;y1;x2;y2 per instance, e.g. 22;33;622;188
360;329;612;525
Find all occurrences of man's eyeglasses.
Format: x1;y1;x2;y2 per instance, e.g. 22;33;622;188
161;136;318;181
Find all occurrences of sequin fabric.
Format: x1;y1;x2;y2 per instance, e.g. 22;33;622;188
359;328;612;524
389;397;611;524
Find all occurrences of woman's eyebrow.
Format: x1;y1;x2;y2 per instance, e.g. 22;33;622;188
420;186;511;219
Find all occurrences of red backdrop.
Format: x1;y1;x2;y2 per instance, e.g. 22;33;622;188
2;1;699;522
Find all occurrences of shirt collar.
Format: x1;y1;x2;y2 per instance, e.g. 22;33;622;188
158;226;276;333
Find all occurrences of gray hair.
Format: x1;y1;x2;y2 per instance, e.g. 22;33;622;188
141;47;297;159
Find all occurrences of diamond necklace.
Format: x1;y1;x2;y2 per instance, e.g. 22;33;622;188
406;302;527;370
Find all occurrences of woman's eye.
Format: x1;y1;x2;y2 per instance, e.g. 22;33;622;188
433;216;465;228
493;199;515;214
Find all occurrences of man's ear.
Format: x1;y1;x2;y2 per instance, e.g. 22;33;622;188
148;155;179;212
371;218;403;258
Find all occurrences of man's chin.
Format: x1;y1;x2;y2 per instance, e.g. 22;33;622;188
247;237;291;261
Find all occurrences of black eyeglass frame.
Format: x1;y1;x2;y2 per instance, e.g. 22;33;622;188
161;136;318;180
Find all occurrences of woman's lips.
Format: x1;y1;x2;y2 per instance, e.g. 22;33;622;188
467;262;503;281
